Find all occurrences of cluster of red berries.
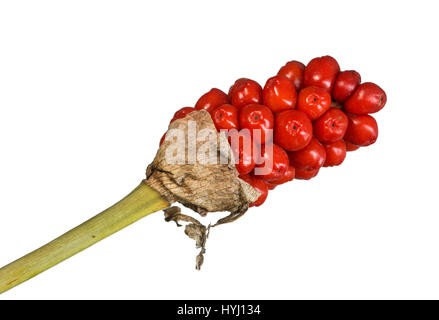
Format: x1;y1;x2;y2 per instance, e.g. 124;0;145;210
161;56;387;207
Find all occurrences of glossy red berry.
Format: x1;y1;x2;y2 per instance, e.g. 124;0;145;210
295;167;319;180
272;165;295;185
277;60;305;91
297;86;331;120
344;82;387;115
170;107;195;123
273;110;313;151
159;132;166;146
265;181;277;190
228;78;262;109
313;108;349;143
304;55;340;92
255;143;289;183
344;114;379;146
345;140;360;151
332;70;361;103
239;174;268;207
323;140;347;167
288;137;326;171
262;75;297;113
195;88;229;114
239;104;274;144
211;104;239;131
228;130;257;175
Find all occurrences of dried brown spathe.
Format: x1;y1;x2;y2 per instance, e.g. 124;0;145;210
145;110;259;269
163;206;207;270
146;110;259;217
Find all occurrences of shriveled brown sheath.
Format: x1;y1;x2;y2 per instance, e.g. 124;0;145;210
146;110;259;217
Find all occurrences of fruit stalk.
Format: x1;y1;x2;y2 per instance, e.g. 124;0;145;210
0;182;169;294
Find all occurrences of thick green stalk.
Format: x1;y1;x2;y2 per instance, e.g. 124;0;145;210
0;182;169;294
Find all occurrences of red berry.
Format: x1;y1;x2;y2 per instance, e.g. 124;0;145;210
239;104;274;144
323;140;347;167
272;165;295;185
170;106;195;123
262;75;297;113
344;114;378;146
297;86;331;120
345;140;360;151
288;137;326;171
195;88;229;114
277;60;305;91
228;78;262;109
255;143;289;183
332;70;361;103
265;181;277;190
295;167;319;180
273;110;313;151
344;82;387;115
159;132;166;146
313;108;349;143
211;104;239;131
304;55;340;92
228;130;257;175
239;174;268;207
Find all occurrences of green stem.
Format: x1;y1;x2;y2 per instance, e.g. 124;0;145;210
0;181;169;294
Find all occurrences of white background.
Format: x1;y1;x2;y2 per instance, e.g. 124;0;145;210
0;0;438;299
